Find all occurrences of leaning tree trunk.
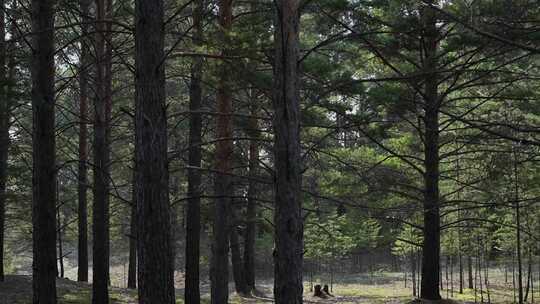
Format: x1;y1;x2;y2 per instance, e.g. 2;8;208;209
92;0;112;302
210;0;233;302
0;0;7;283
31;0;58;302
272;0;304;302
420;0;441;300
184;0;204;301
77;0;90;283
135;0;175;302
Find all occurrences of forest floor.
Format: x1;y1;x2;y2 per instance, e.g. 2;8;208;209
0;273;531;304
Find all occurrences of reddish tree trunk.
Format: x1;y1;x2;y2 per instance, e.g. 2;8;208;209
210;0;233;302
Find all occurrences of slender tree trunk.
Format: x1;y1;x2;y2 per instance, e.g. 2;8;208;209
404;259;408;288
184;0;203;302
92;0;112;302
77;0;90;283
412;253;417;297
210;0;234;301
459;251;463;293
477;237;483;303
514;145;524;304
468;255;474;289
272;0;303;302
513;252;517;303
244;105;259;292
450;255;454;297
484;246;490;304
243;94;259;292
31;0;57;302
525;250;532;302
56;194;64;278
0;0;7;283
474;256;478;303
127;168;137;289
445;256;449;298
135;0;175;302
230;215;249;295
420;1;441;300
505;261;508;284
127;204;137;289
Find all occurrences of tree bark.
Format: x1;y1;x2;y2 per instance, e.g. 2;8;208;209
230;217;249;295
184;0;204;302
56;193;64;278
468;255;473;289
77;0;90;283
420;1;441;300
31;0;58;302
210;0;233;302
0;0;7;283
92;0;112;302
412;253;417;297
272;0;304;302
127;169;137;289
514;145;524;304
244;101;259;291
135;0;175;302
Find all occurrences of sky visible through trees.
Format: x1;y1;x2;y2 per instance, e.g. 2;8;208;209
0;0;539;304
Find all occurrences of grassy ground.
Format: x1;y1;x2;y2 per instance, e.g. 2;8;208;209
0;274;413;304
1;272;537;303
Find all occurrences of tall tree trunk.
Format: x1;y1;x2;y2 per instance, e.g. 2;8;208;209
31;0;58;302
457;161;463;294
135;0;175;302
184;0;203;302
56;193;64;278
272;0;303;302
92;0;112;302
210;0;233;301
230;216;249;295
420;1;441;300
77;0;90;283
459;249;463;293
525;250;531;302
468;255;473;289
244;101;259;291
228;193;248;295
412;252;417;297
127;167;137;289
514;145;524;304
0;0;7;283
